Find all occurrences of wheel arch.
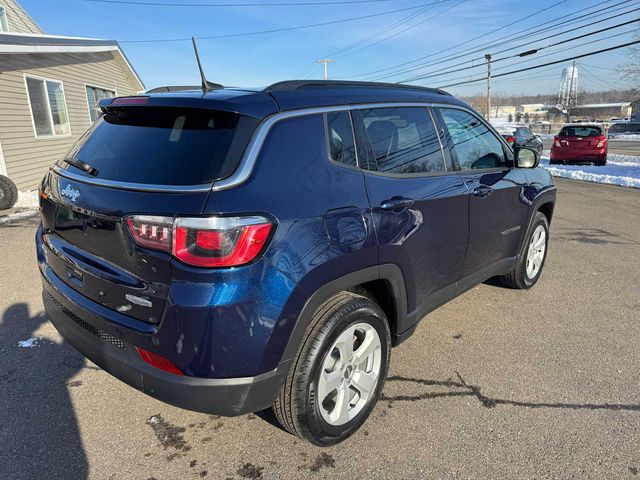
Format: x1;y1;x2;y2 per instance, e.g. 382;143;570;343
280;264;408;366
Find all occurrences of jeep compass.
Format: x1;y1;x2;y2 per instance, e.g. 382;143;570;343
37;80;556;446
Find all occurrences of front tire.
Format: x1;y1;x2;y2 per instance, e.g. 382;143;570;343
498;211;549;289
273;292;391;446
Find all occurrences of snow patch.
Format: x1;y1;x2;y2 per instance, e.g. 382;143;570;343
18;337;41;348
0;189;39;223
540;154;640;189
14;190;39;209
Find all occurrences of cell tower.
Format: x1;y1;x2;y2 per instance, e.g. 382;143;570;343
558;61;579;111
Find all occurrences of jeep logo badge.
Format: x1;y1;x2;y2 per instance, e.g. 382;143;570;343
60;184;80;202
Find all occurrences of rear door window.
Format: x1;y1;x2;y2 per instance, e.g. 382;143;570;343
59;107;258;185
359;107;446;175
558;126;602;137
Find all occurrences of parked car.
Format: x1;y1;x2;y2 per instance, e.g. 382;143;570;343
499;126;544;155
36;80;556;446
550;124;607;166
607;121;640;139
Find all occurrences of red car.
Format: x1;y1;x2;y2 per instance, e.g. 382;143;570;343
550;124;607;166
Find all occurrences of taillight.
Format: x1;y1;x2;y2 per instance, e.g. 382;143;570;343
125;215;273;268
126;216;172;253
506;136;515;143
596;136;606;148
136;347;184;375
553;137;562;148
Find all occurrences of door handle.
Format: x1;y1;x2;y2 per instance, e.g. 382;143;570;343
473;186;493;198
380;196;414;210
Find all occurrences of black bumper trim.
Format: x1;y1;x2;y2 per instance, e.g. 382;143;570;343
42;282;291;416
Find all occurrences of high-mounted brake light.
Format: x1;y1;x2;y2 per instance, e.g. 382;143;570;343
111;96;149;106
125;215;273;268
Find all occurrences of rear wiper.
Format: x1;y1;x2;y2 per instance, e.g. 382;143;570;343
63;157;98;176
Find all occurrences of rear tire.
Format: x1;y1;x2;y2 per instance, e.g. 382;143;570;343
273;292;391;446
498;211;549;289
0;175;18;210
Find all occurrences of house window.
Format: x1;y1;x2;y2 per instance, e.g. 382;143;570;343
0;5;8;32
86;86;115;122
25;76;71;137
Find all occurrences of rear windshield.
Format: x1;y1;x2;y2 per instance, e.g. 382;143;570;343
608;122;640;134
558;126;602;137
59;107;258;185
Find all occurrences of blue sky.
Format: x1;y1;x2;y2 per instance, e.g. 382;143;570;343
21;0;638;96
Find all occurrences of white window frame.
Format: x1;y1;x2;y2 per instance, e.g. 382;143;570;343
0;4;9;33
23;74;72;139
84;83;117;124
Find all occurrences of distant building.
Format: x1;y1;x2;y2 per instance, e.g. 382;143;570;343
569;103;631;120
0;0;144;192
517;104;546;114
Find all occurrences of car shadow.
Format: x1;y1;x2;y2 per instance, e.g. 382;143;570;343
0;303;89;480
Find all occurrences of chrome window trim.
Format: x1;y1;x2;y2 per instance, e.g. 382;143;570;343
51;101;498;193
51;165;214;192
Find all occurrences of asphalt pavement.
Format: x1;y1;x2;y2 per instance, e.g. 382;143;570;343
1;178;639;479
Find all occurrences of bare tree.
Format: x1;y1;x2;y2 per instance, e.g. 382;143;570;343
618;30;640;87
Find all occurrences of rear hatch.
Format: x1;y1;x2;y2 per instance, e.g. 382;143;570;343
555;125;604;154
40;102;260;324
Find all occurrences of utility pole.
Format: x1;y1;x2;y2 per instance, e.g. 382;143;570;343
317;58;335;80
485;53;492;120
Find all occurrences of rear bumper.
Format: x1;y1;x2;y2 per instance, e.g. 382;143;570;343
42;271;291;416
550;150;607;164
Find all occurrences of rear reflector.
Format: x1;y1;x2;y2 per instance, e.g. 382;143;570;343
125;214;273;268
136;347;184;375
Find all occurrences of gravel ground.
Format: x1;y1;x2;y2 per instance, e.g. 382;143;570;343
0;178;639;480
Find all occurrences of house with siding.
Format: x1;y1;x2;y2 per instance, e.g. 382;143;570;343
0;0;144;208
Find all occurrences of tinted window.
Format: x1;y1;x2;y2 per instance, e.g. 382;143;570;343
558;126;602;137
361;107;445;174
325;111;356;166
59;107;258;185
440;108;506;170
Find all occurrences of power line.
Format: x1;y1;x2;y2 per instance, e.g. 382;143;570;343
372;0;637;81
346;0;573;78
436;38;640;88
433;27;639;87
329;0;468;59
399;16;640;83
87;0;403;6
392;3;640;82
326;3;441;59
351;0;633;80
118;1;450;43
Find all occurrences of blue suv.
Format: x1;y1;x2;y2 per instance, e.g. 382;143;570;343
36;81;556;445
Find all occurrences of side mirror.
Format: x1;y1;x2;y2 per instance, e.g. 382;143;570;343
514;147;539;168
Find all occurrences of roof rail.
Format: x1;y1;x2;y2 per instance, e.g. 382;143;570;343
146;84;223;94
263;80;450;96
